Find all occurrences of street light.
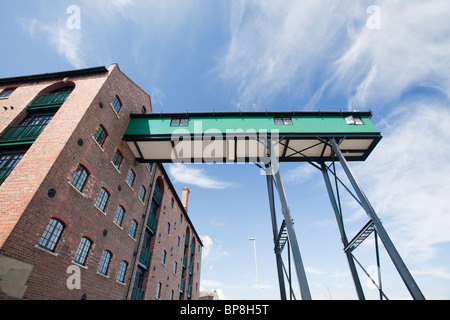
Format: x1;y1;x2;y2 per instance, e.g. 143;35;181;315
249;238;261;299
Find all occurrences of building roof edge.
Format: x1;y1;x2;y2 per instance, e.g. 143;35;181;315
0;66;108;86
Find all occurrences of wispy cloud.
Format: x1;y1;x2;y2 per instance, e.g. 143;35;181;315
168;164;234;189
325;0;450;110
216;1;450;111
413;267;450;281
216;0;365;109
358;102;450;262
20;18;85;69
200;235;229;260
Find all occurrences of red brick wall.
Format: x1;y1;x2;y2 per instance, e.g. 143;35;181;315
0;64;202;300
1;64;152;299
141;167;202;300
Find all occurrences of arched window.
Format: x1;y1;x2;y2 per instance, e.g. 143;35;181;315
129;220;138;238
0;87;16;98
138;186;146;202
114;205;125;226
95;187;110;212
126;169;136;187
152;179;163;205
28;83;75;110
112;149;123;170
73;237;92;266
112;95;122;114
98;250;112;275
38;218;64;252
93;124;108;148
70;164;89;191
156;282;162;299
117;261;128;283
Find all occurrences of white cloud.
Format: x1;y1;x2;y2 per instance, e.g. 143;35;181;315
285;163;319;184
199;283;227;300
200;235;229;261
413;267;450;281
327;0;450;110
168;164;234;189
20;18;85;69
306;267;327;276
217;1;450;111
216;0;365;108
358;103;450;262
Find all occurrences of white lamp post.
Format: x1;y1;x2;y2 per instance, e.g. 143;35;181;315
249;237;261;299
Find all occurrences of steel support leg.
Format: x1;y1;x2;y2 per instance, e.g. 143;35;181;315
329;139;425;300
270;151;312;300
266;172;288;300
320;162;366;300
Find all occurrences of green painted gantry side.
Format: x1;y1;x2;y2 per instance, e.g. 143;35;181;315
124;111;379;136
123;111;382;163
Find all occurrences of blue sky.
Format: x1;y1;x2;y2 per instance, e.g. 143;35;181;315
2;0;450;300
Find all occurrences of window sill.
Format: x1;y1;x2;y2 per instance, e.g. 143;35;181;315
126;182;134;191
111;161;121;174
116;280;127;286
71;260;88;269
34;244;58;256
113;221;123;230
109;103;121;119
68;181;86;197
94;204;107;216
92;136;105;152
97;271;109;279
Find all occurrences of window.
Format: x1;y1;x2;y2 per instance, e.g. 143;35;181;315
141;106;147;114
177;236;180;247
38;218;64;252
156;282;162;299
112;95;122;114
0;87;16;98
170;198;174;208
170;290;174;300
129;220;138;238
95;188;110;212
138;186;146;202
344;115;364;125
98;250;112;275
134;267;145;290
170;118;189;127
73;237;92;266
162;250;166;265
179;214;183;223
142;229;152;249
70;165;88;192
112;150;123;170
117;261;128;283
166;222;170;234
173;261;178;275
21;114;53;126
93;125;107;148
274;117;293;125
147;163;152;172
126;169;135;187
0;152;24;186
114;205;125;226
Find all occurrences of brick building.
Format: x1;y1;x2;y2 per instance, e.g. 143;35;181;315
0;63;202;300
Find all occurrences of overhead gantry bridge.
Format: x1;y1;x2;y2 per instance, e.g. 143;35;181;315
123;111;425;300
